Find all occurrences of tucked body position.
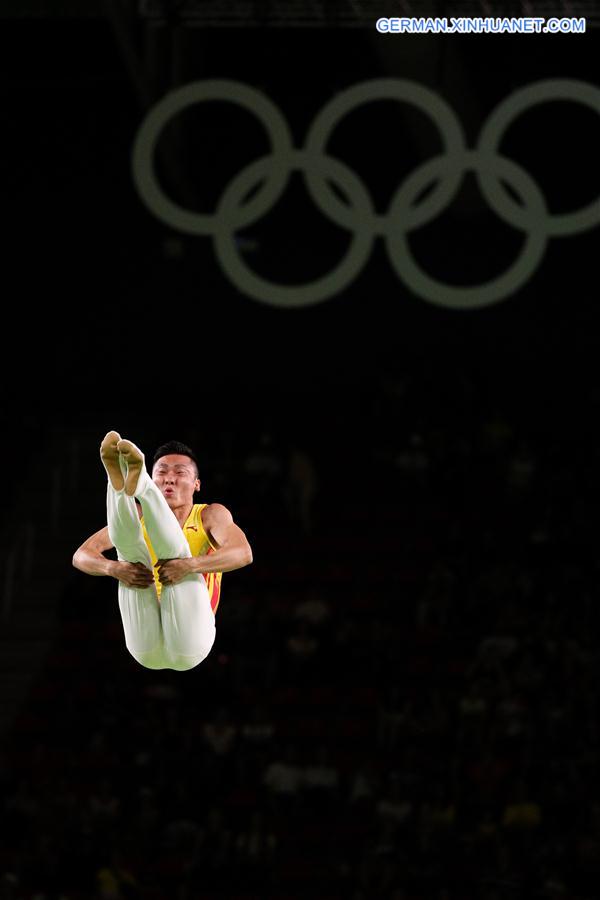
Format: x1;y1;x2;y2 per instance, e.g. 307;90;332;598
73;432;253;671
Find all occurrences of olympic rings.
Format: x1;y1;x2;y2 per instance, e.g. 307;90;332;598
132;77;600;309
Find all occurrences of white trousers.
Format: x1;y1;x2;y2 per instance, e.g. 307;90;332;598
106;458;216;671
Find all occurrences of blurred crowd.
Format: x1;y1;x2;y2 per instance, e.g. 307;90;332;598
1;360;600;900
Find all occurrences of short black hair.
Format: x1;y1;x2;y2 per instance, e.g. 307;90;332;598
153;441;199;479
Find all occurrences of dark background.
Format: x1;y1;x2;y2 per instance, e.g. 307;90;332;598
3;5;600;423
0;2;599;898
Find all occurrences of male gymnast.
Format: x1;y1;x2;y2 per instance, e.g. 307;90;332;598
72;432;252;671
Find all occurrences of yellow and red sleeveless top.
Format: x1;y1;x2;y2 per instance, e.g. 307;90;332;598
140;503;222;615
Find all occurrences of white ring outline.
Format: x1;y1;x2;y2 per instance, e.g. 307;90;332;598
385;151;548;309
131;79;294;235
214;150;375;308
477;79;600;236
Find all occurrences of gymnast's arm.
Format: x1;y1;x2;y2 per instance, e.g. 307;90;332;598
155;504;253;585
72;527;155;588
191;503;253;573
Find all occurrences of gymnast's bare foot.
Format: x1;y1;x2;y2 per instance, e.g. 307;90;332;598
100;431;124;491
117;439;145;496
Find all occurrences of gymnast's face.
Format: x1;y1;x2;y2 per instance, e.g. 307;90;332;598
152;454;200;508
